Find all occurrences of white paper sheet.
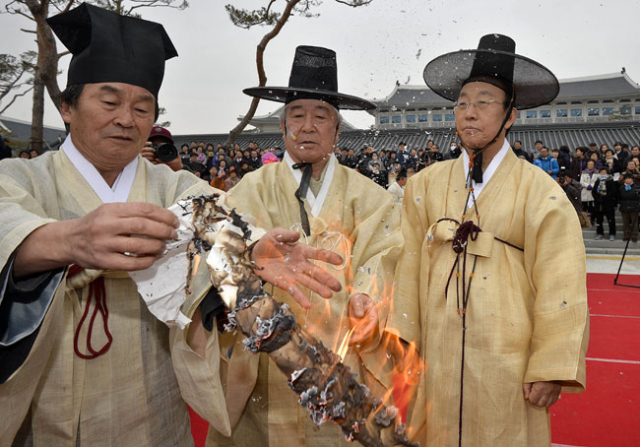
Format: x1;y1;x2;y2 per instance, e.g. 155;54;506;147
129;201;195;329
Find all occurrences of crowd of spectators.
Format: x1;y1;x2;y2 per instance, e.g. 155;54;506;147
528;139;640;242
6;132;640;241
178;140;282;191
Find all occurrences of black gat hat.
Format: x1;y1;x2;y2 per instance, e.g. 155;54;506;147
47;3;177;98
423;34;559;110
243;45;375;111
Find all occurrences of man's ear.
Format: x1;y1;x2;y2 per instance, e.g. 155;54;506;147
505;107;518;131
60;101;73;125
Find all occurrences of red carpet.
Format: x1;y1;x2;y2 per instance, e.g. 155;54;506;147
189;273;640;446
550;273;640;447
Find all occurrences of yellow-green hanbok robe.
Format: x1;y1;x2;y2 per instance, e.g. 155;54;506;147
391;149;589;446
207;156;404;447
0;150;230;446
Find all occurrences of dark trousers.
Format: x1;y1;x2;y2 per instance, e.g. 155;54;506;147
582;201;595;221
594;204;616;236
621;211;639;240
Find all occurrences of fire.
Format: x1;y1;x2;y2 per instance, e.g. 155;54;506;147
336;325;357;361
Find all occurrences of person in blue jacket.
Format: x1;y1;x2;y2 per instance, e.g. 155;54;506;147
534;146;560;178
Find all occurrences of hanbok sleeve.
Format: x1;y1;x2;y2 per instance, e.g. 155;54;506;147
523;178;589;392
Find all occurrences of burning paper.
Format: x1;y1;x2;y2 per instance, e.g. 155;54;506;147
187;194;417;447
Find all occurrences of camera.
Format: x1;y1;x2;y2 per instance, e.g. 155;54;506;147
152;143;178;162
558;176;566;185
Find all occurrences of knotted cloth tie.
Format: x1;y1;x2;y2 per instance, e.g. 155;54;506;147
293;162;313;236
67;264;113;359
471;150;484;184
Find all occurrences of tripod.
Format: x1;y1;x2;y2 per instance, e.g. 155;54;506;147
614;208;640;288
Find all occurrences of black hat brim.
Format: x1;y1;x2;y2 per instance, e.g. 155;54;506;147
243;86;376;111
423;49;559;110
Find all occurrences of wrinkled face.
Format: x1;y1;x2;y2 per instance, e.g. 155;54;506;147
455;82;515;151
61;82;155;172
281;99;340;165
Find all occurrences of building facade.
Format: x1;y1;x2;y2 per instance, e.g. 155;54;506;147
372;72;640;130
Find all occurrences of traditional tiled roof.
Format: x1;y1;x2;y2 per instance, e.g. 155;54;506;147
174;122;640;155
0;116;67;149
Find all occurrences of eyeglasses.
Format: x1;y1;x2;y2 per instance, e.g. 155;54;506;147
453;99;501;112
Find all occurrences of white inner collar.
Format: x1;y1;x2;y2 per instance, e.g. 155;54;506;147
284;152;336;218
61;134;139;204
462;138;510;208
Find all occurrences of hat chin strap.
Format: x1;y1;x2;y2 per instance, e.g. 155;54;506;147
458;89;515;184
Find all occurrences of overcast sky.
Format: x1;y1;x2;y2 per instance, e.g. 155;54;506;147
1;0;639;134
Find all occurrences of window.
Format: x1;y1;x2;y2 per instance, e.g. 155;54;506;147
517;111;521;118
571;109;583;117
432;114;443;122
603;100;614;103
556;109;568;118
406;115;416;123
380;109;389;113
540;110;551;118
635;106;640;115
526;110;537;119
621;105;632;115
392;116;402;124
602;107;614;116
418;114;429;122
571;101;582;104
588;100;598;104
556;102;567;105
620;99;631;103
588;108;600;116
445;112;455;121
406;108;416;112
380;116;389;124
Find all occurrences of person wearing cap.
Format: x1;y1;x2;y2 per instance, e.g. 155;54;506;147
387;168;407;205
141;125;184;171
207;45;404;447
390;34;589;446
0;5;343;446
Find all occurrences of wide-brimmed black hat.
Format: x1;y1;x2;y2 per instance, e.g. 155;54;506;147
423;34;559;110
47;3;177;98
243;46;375;111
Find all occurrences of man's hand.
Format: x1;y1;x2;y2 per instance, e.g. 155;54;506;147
523;381;562;408
347;293;379;346
140;141;184;172
13;202;179;278
251;228;342;309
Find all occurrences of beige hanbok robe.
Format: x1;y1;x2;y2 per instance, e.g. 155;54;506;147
0;151;230;446
391;150;589;446
207;157;404;446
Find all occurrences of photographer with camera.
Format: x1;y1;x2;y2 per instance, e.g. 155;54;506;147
140;125;183;171
557;167;585;220
619;174;640;242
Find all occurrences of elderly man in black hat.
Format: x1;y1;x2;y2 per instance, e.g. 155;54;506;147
391;35;589;446
0;5;343;446
208;46;404;447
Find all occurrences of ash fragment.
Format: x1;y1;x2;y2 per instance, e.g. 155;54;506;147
330;401;346;419
290;368;307;383
374;405;398;427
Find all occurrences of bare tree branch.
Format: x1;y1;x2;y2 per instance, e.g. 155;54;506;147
20;28;37;33
0;86;34;115
225;0;302;146
334;0;373;6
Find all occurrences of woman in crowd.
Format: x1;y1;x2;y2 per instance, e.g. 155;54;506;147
224;166;241;191
589;152;603;171
580;159;599;220
209;165;226;190
570;147;588;179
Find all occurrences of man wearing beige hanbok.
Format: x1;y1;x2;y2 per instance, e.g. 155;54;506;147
207;46;404;447
0;6;342;446
392;35;589;446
